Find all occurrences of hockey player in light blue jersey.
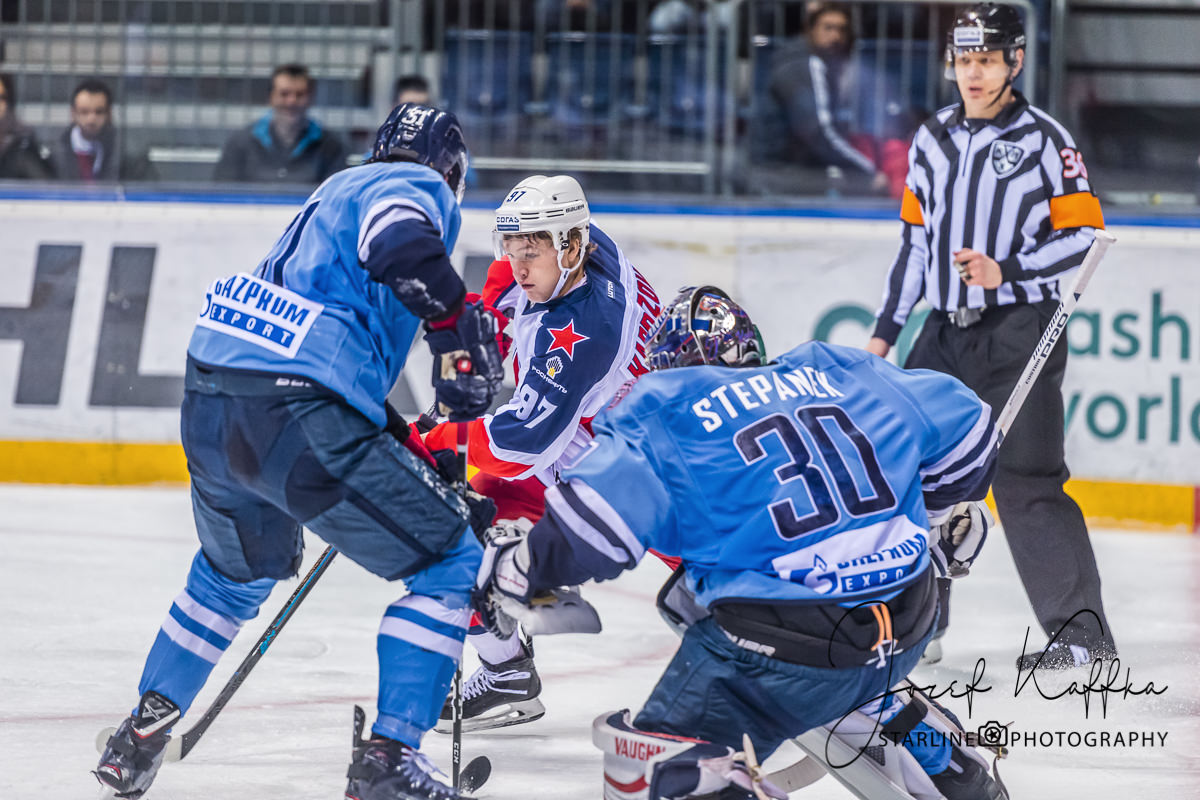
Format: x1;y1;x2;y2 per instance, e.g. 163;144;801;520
475;287;1008;800
94;104;504;800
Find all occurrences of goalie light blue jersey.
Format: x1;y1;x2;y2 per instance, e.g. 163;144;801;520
545;341;999;607
187;162;462;427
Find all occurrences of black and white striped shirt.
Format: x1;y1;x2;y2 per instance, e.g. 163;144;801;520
873;92;1104;343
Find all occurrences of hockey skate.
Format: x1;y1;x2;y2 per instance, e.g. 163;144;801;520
1016;640;1116;672
434;641;544;733
785;685;1008;800
918;632;944;666
928;749;1006;800
93;690;180;798
346;706;472;800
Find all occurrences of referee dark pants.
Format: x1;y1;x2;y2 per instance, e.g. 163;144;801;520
906;300;1116;653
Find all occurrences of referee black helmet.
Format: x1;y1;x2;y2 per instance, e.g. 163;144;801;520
944;3;1026;78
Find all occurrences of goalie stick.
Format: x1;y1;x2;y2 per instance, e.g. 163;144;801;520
994;229;1115;436
758;230;1117;797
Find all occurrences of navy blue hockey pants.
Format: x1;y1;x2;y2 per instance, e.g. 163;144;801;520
135;360;480;746
635;617;934;763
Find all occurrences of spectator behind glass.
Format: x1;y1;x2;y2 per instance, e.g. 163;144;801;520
761;3;898;196
0;73;53;180
213;64;348;185
393;74;431;107
47;79;156;183
536;0;615;30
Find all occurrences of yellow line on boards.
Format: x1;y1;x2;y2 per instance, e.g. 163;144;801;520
0;441;189;485
0;441;1194;532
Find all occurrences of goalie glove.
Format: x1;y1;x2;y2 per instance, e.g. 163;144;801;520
473;521;602;639
473;521;533;639
929;500;993;579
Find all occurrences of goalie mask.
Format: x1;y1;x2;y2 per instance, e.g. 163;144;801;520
646;286;765;370
943;2;1025;80
493;175;591;300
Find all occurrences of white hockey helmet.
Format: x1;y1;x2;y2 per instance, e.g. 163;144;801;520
493;175;591;299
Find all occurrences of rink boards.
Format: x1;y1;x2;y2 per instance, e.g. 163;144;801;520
1;194;1198;531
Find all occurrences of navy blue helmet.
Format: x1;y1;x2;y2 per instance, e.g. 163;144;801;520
369;103;469;203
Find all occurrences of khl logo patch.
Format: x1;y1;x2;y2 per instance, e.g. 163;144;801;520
990;141;1025;178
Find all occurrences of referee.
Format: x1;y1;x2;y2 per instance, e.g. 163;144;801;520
866;3;1117;671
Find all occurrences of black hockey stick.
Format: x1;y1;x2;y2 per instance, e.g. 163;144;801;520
168;545;338;761
422;393;493;793
459;754;493;793
94;545;339;762
451;422;469;790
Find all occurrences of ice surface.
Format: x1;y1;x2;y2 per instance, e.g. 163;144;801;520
1;484;1197;798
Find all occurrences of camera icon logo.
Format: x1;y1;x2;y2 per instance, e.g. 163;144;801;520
977;720;1009;748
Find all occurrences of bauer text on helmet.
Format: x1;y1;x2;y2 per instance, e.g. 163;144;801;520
494;175;592;302
368;102;470;204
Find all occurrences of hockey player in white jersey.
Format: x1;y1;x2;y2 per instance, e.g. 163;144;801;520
423;175;662;732
474;287;1009;800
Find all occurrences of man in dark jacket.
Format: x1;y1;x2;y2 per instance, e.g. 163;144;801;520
763;3;892;194
0;73;53;180
213;63;347;185
48;79;156;183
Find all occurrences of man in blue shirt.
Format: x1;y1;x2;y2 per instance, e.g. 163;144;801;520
94;103;504;800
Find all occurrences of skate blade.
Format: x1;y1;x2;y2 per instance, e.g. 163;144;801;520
918;638;943;666
434;699;546;734
92;770;136;800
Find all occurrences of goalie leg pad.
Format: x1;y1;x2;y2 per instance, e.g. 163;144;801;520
797;689;1005;800
594;710;699;800
593;711;785;800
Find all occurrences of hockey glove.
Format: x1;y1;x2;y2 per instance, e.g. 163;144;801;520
473;521;602;639
464;490;498;541
929;500;993;579
473;521;535;640
423;300;505;421
464;291;513;360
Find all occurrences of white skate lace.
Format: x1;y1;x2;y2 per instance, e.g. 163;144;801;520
400;748;454;793
461;664;531;700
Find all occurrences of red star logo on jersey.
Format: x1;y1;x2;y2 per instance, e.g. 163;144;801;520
547;321;589;359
